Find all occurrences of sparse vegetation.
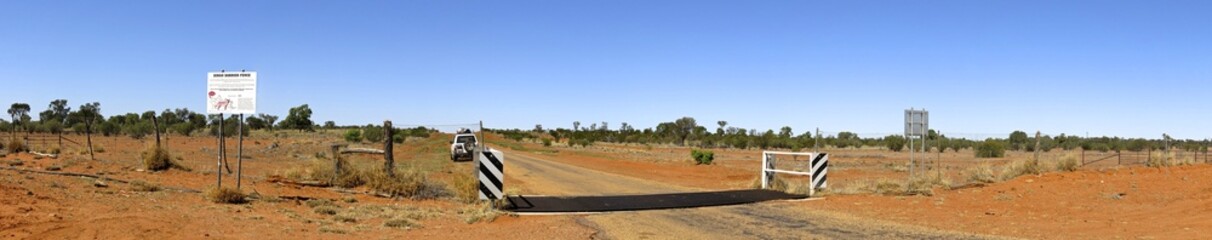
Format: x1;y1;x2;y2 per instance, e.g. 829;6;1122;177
204;187;248;204
129;180;161;192
459;203;502;224
999;158;1043;181
1055;153;1080;172
6;139;26;153
975;139;1006;158
691;149;714;165
141;145;178;171
964;164;997;184
343;129;362;143
451;173;480;203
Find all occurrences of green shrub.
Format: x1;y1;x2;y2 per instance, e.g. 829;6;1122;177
975;140;1006;158
691;149;714;165
363;126;384;143
884;135;905;152
541;138;553;147
343;129;362;143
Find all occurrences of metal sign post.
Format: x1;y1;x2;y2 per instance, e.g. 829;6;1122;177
905;108;929;182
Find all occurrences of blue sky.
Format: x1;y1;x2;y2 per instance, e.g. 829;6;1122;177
2;1;1210;139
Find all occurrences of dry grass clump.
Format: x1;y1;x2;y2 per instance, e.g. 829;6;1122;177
459;202;502;224
313;205;340;215
1147;151;1196;167
367;169;447;199
129;180;161;192
6;139;26;153
1055;153;1080;172
999;158;1043;181
142;145;188;171
964;164;997;184
204;187;248;204
451;173;480;203
383;218;418;229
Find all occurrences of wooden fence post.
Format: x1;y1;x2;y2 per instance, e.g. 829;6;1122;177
384;120;394;177
331;144;342;184
151;115;161;148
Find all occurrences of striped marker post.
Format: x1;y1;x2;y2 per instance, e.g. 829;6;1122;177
811;153;828;189
476;149;505;200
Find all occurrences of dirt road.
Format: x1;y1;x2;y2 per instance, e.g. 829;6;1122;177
504;151;1006;240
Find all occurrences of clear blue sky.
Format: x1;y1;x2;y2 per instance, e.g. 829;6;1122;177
2;1;1210;139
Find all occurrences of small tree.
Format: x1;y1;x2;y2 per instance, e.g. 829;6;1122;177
278;105;313;132
8;103;31;141
74;102;101;160
1008;131;1029;151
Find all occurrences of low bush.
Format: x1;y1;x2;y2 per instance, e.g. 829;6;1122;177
204;187;248;204
367;169;447;199
691;149;715;165
975;140;1005;158
383;218;417;229
129;180;161;192
541;138;553;147
344;129;362;143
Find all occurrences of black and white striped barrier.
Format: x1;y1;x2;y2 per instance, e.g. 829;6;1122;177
761;151;828;196
476;148;505;200
811;153;828;189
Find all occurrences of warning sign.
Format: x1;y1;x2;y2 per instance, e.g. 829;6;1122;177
206;71;257;114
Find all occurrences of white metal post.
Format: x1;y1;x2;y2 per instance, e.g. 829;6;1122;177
761;153;768;189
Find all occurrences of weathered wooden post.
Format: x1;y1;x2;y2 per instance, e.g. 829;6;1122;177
331;143;343;184
151;115;162;148
384;120;394;177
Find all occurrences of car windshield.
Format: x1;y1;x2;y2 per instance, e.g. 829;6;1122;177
456;136;476;144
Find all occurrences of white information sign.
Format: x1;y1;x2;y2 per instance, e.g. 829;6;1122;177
206;71;257;114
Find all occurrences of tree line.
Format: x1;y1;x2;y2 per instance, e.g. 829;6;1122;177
2;100;322;139
487;117;1210;154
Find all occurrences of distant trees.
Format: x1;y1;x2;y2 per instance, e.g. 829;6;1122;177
257;113;279;131
976;139;1006;158
278;104;314;132
8;103;31;138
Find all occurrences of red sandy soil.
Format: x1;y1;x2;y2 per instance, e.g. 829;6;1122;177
0;133;594;239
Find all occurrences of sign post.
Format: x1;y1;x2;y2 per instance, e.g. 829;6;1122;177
208;71;257;189
904;108;929;182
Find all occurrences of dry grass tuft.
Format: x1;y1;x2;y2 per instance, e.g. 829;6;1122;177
129;180;161;192
204;187;248;204
999;158;1043;181
964;164;997;184
367;168;446;199
459;202;502;224
1055;153;1080;172
451;173;480;203
383;218;418;229
313;205;339;215
6;139;26;153
142;145;178;171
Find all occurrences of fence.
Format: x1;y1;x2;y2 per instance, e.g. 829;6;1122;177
1;133;84;154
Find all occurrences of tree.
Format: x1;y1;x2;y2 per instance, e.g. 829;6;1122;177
363;124;384;143
779;126;793;138
716;121;727;135
534;124;543;132
8;103;31;141
46;99;71;148
278;104;313;132
1008;130;1029;151
573;121;580;132
257;113;279;131
245;115;267;130
75;102;101;160
323;121;336;129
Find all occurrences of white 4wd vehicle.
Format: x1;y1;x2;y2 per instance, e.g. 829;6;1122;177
450;131;478;161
